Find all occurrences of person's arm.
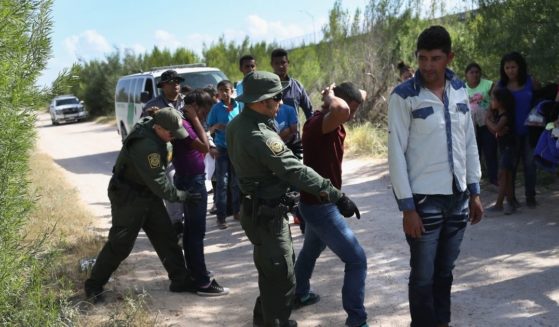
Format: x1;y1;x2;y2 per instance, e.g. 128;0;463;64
321;84;350;134
128;139;182;202
206;104;225;134
250;130;341;202
184;105;210;153
387;90;425;238
278;125;296;141
485;111;508;136
464;90;483;223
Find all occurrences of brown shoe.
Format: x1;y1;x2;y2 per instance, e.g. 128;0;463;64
234;212;240;220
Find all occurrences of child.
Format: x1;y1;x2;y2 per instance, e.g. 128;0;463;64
485;87;516;215
206;80;240;229
172;89;229;296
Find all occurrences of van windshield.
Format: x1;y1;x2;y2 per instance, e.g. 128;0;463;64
155;71;227;91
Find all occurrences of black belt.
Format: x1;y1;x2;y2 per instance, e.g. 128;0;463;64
242;195;282;206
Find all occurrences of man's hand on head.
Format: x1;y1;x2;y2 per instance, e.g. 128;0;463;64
321;83;336;106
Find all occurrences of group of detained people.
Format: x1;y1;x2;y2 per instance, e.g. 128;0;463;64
84;24;523;327
398;50;548;216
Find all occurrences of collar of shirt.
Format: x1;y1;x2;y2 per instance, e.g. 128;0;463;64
242;107;275;126
218;99;239;111
412;68;462;91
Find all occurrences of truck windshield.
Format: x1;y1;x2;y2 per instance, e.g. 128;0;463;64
56;98;79;106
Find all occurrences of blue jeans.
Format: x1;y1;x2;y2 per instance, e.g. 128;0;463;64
294;202;367;327
512;135;537;198
215;147;240;220
174;173;210;287
406;191;469;327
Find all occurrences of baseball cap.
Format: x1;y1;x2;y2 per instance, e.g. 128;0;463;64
157;70;185;87
235;71;288;103
153;107;188;139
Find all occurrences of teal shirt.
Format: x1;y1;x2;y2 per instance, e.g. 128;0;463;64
226;107;341;201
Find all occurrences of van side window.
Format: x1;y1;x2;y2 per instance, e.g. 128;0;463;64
133;78;143;104
144;78;154;100
116;79;131;102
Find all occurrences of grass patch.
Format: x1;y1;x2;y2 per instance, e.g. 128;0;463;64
94;114;116;126
27;150;157;325
345;122;388;158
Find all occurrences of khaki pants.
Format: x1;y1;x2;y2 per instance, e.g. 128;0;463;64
86;193;188;289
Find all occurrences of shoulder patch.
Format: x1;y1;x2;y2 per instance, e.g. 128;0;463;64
147;153;161;168
265;137;286;155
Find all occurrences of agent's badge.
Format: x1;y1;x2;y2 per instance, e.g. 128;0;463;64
266;138;285;155
147;153;161;168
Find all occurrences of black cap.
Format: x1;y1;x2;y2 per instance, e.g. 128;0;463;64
157;70;185;87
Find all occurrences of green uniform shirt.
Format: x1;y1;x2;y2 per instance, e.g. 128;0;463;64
113;117;183;202
226;107;341;201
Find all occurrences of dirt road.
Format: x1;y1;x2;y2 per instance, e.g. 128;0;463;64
36;112;559;326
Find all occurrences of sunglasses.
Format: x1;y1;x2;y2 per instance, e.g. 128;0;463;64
271;93;283;102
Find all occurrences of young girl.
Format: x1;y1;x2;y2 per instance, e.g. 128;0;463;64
485;87;516;215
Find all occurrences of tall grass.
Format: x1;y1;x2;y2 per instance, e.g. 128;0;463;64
345;122;388;158
27;150;157;326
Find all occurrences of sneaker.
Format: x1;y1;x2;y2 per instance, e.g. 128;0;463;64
511;197;522;209
217;219;228;229
504;203;515;215
293;292;320;310
196;279;229;296
526;196;537;208
485;204;503;215
84;284;105;304
234;212;241;220
169;278;196;293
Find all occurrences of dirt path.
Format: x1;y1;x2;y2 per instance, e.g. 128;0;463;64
36;112;559;326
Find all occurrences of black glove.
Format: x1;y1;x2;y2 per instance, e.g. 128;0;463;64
335;193;360;219
285;138;303;160
178;190;202;203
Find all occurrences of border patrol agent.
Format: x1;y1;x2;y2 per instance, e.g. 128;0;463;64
227;71;360;327
85;108;200;303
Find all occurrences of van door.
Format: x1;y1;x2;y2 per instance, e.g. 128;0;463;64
115;78;132;137
131;77;144;125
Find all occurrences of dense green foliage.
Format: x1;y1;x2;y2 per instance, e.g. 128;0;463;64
466;0;559;83
0;0;70;325
50;0;559;120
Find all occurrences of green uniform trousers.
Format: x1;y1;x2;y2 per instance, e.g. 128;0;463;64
86;193;188;289
241;201;296;327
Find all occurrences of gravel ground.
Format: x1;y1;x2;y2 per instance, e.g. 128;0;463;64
36;113;559;327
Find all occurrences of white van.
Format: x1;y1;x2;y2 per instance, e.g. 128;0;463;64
115;64;227;140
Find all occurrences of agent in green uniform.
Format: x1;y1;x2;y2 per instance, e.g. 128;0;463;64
228;71;360;327
85;108;200;303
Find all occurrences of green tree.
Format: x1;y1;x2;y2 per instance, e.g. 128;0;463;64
0;0;68;324
471;0;559;82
